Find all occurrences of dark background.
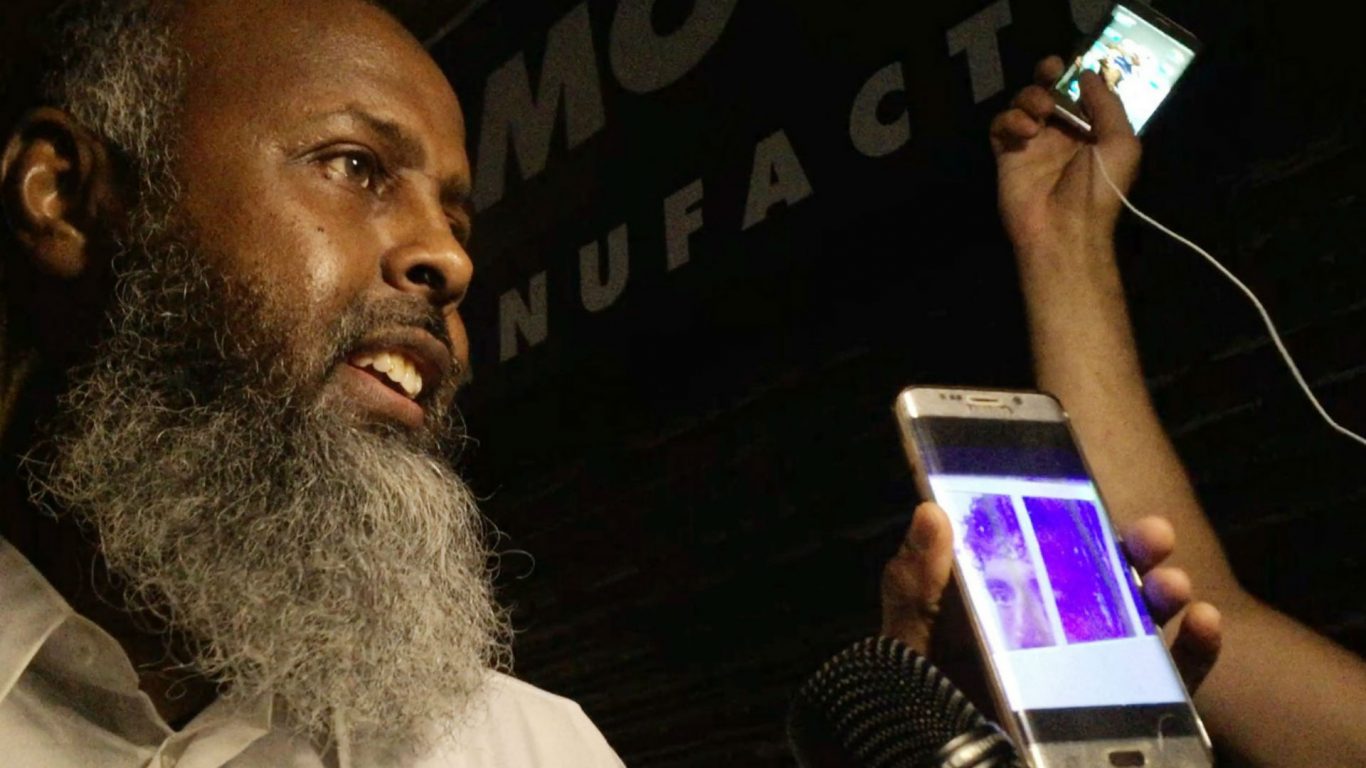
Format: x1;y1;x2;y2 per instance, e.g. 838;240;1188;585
5;0;1364;765
425;1;1366;764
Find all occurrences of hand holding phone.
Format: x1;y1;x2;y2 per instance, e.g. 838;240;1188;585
892;388;1215;767
882;500;1221;688
991;59;1142;257
992;3;1199;259
1050;1;1200;135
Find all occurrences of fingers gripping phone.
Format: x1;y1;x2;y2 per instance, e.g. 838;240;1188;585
894;387;1212;767
1051;1;1201;135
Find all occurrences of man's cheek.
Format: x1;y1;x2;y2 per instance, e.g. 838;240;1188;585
218;294;334;394
292;320;352;392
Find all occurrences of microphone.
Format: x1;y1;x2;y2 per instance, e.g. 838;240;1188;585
788;636;1022;768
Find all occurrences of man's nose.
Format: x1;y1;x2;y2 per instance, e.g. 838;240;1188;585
381;205;472;307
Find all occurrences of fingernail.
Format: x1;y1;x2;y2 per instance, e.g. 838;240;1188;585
910;510;937;552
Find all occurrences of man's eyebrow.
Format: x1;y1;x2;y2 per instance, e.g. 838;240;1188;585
314;106;428;168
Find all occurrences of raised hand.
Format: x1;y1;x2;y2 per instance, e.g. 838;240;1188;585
990;57;1141;259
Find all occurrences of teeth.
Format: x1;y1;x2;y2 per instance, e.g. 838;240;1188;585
354;351;424;400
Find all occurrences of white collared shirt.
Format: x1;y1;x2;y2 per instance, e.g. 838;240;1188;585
0;539;625;767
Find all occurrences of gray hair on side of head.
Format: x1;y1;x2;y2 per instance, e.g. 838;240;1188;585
0;1;185;431
37;0;187;202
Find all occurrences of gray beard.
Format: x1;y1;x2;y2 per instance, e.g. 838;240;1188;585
25;198;511;749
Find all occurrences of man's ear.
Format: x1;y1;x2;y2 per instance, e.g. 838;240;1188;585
1;106;124;281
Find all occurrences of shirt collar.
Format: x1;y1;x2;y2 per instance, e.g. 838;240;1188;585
0;537;275;759
0;537;72;703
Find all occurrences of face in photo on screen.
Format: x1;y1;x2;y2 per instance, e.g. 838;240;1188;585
961;494;1057;651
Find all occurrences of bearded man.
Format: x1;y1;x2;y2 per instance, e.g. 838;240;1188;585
0;1;1223;766
0;0;629;764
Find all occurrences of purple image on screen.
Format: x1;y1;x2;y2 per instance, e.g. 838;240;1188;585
1123;543;1158;636
961;494;1057;650
1025;497;1136;643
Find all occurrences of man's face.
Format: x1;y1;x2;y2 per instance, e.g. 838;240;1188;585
171;0;475;437
30;0;507;749
983;555;1054;650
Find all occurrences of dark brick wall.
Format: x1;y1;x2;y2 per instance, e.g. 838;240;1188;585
443;2;1366;765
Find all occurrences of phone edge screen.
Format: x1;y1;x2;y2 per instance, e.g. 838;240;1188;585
901;409;1209;753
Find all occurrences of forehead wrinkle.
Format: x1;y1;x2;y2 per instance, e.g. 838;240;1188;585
170;0;471;231
174;0;466;142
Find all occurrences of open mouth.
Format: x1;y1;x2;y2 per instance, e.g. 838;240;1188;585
351;351;424;400
333;329;453;429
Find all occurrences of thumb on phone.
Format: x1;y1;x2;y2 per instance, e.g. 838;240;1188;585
881;502;955;655
1079;69;1137;141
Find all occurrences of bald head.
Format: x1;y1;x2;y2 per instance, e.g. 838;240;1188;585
6;0;475;425
172;0;463;149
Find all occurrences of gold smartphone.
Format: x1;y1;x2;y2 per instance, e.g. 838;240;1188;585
894;387;1212;767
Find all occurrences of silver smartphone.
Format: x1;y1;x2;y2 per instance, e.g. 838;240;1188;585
893;387;1212;767
1051;1;1201;135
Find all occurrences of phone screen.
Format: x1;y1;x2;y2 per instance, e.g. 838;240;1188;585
1055;2;1197;133
910;416;1202;743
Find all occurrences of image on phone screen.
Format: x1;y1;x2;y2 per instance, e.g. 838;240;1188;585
1055;3;1197;133
910;416;1202;741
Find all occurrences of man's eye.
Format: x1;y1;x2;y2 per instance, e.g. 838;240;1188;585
987;579;1016;604
323;151;382;190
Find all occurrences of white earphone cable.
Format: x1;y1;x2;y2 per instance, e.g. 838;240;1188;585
1089;145;1366;448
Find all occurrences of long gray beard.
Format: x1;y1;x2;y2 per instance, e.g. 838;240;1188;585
27;208;511;749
